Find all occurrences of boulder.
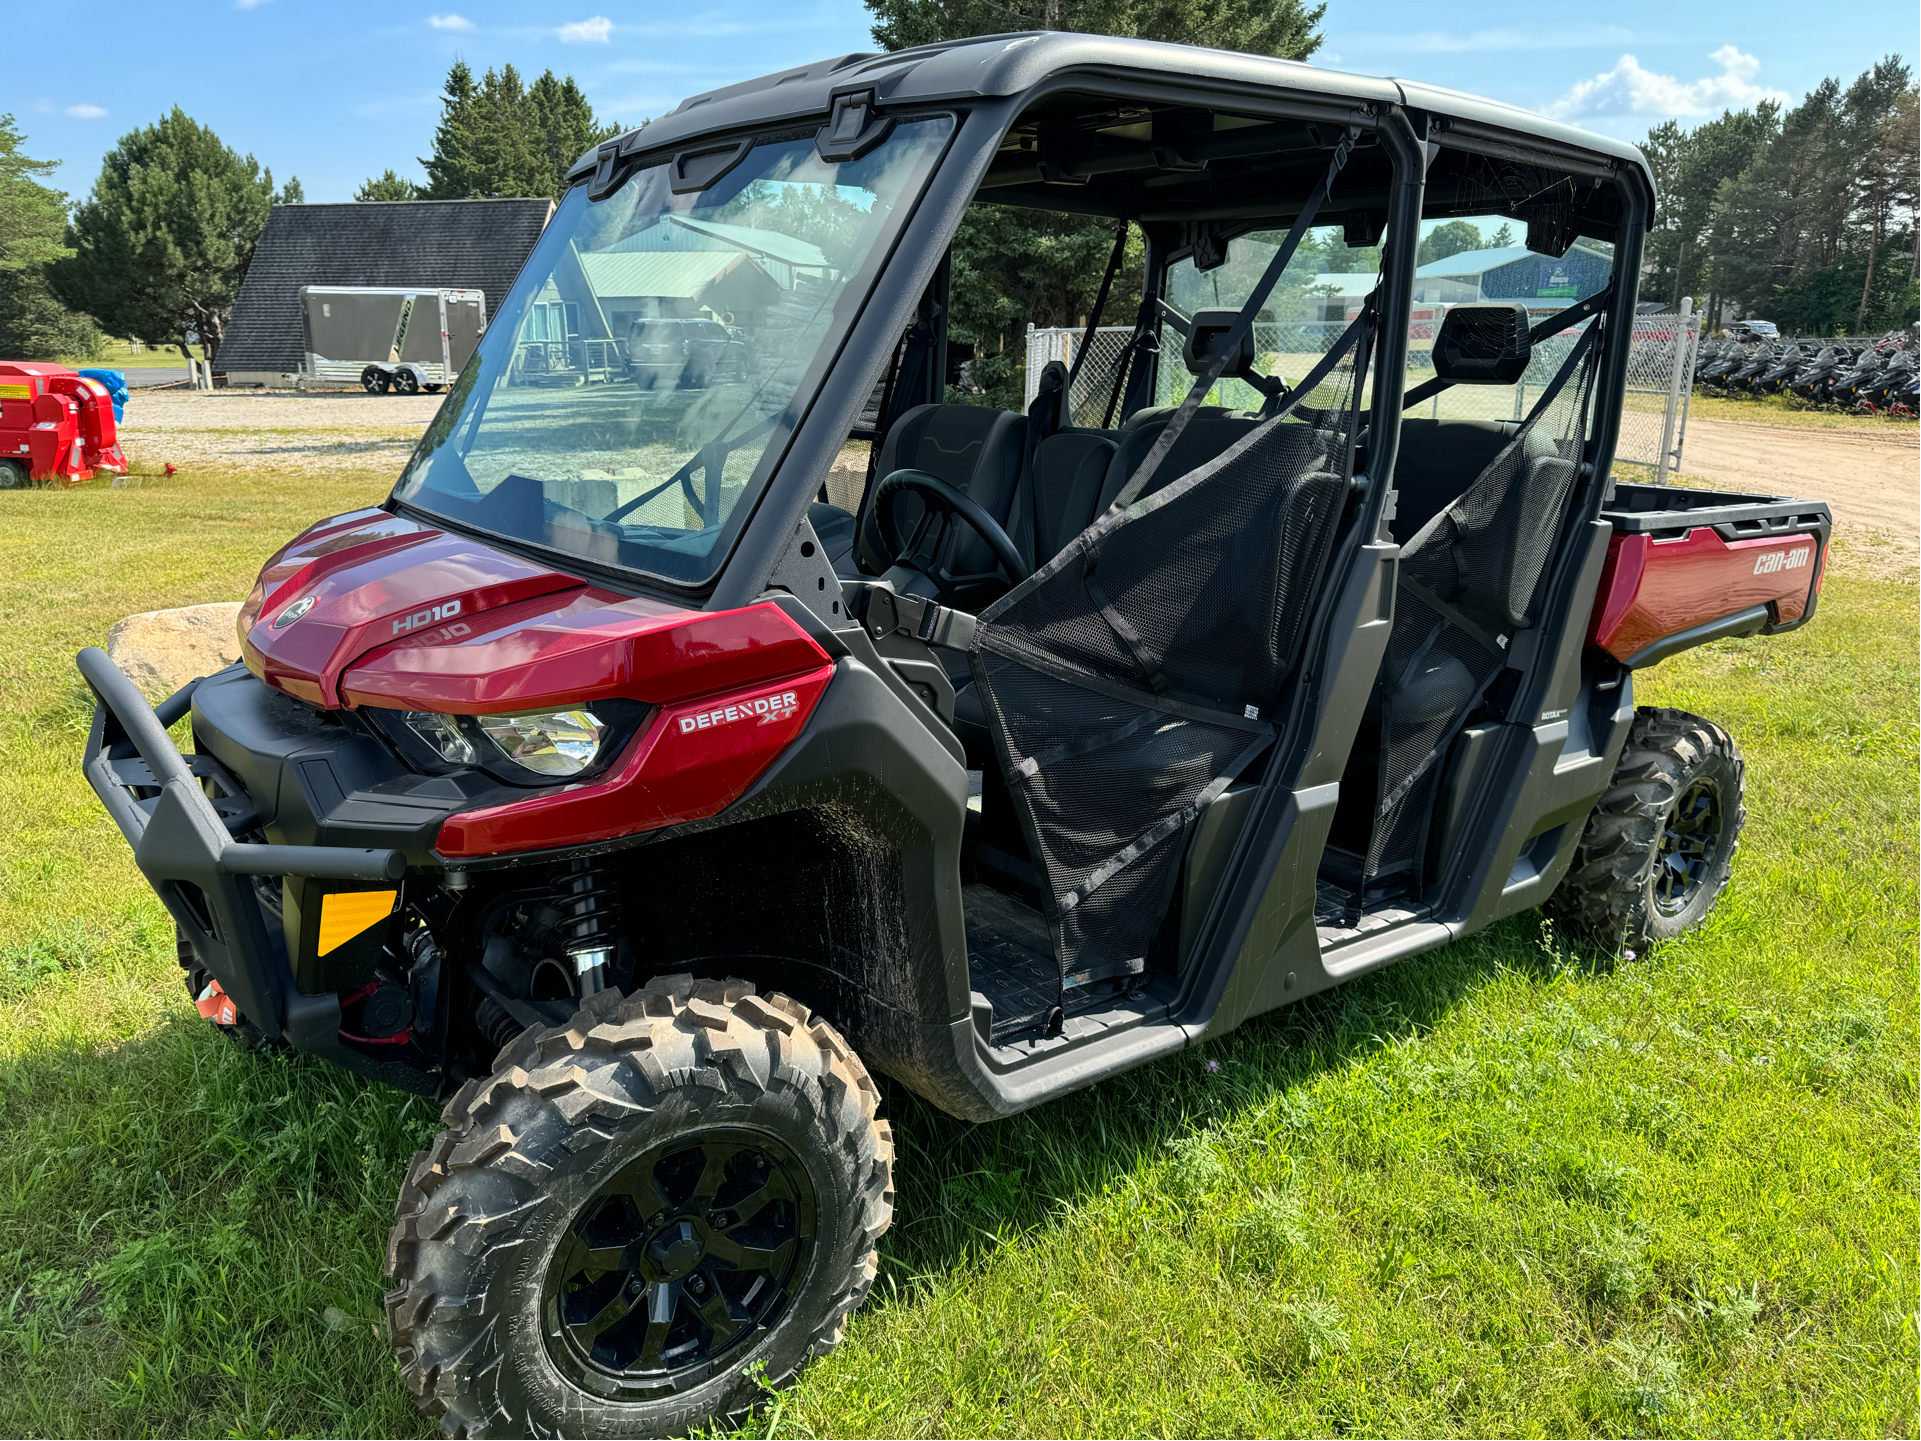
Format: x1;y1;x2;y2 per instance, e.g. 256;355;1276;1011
107;602;244;698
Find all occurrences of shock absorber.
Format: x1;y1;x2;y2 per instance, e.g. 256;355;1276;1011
556;858;621;996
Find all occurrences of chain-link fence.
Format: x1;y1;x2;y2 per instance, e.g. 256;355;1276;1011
1027;295;1703;483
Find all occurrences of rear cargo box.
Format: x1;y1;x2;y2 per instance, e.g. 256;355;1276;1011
1590;482;1832;667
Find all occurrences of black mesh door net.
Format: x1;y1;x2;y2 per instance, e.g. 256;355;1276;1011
967;136;1375;1008
1364;321;1604;883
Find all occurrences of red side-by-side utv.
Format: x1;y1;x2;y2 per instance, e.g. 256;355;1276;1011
80;34;1829;1437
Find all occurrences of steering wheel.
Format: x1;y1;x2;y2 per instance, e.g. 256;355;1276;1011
873;469;1029;604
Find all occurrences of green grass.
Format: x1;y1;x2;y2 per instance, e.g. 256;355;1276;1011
50;340;181;373
1682;390;1918;433
0;469;1913;1437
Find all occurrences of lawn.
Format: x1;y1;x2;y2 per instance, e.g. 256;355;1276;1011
0;470;1913;1438
1680;390;1918;433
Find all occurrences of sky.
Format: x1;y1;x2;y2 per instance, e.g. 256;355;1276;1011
8;0;1917;204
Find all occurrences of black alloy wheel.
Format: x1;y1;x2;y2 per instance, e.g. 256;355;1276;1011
361;365;386;394
385;976;893;1438
1652;778;1722;917
1547;707;1746;949
544;1129;815;1398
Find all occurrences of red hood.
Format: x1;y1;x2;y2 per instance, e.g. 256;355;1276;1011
238;509;828;711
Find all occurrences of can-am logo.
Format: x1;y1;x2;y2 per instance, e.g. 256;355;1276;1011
1752;546;1811;577
678;689;800;734
392;599;462;635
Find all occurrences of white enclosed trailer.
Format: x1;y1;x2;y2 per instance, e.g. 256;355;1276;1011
294;286;487;393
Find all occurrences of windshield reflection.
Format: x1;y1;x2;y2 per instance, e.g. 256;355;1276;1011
394;117;953;584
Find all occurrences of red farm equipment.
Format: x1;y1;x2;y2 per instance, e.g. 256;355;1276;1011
0;361;129;488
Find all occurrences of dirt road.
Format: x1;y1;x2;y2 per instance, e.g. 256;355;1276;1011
1678;414;1918;573
118;389;442;476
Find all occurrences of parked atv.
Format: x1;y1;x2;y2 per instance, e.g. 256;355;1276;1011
77;34;1832;1439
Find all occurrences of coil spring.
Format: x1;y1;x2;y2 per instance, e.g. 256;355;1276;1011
557;858;621;970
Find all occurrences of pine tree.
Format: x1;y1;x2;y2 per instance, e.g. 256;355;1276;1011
356;169;421;202
869;0;1323;60
0;115;104;359
422;59;617;200
422;59;483;198
49;107;276;362
865;0;1326;407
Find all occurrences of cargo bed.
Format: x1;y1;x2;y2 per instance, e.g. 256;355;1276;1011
1590;482;1831;667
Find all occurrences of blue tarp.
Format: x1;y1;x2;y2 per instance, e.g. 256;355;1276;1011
78;368;127;422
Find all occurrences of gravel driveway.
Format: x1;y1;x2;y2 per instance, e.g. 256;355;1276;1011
117;389;443;477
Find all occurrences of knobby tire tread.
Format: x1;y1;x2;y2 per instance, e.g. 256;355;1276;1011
382;974;893;1439
1545;706;1745;949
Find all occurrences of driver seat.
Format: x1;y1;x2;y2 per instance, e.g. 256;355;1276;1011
856;403;1028;586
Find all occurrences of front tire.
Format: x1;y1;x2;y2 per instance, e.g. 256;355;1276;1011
384;974;893;1438
1547;707;1746;949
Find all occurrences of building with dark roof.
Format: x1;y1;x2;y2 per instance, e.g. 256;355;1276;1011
219;198;554;384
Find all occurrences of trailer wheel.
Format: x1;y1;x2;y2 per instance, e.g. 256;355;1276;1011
0;459;31;489
394;368;421;396
1547;707;1745;951
385;974;892;1439
361;365;391;395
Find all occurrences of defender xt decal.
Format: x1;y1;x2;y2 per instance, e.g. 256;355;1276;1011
677;688;801;733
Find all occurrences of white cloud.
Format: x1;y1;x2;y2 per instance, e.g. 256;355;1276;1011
65;103;108;119
427;12;472;29
557;15;613;43
1545;45;1789;121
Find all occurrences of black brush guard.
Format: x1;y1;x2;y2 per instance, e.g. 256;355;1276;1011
78;647;403;1042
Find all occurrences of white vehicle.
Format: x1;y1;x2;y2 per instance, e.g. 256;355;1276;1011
294;286;487;394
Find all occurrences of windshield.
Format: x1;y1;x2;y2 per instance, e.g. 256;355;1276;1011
1161;224;1382;412
394;116;953;585
1159;216;1613;418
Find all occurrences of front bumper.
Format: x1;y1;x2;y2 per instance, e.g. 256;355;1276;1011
79;647;405;1042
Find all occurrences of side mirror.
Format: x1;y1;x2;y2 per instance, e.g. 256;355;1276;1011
1432;303;1530;384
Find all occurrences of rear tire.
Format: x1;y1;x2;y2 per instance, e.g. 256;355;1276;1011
0;459;32;489
362;365;391;395
384;974;893;1438
1547;707;1745;950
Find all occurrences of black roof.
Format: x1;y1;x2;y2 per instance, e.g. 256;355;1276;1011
220;198;554;374
567;33;1653;195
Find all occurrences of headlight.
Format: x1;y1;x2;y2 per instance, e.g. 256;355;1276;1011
475;709;604;777
372;700;642;786
405;711;476;765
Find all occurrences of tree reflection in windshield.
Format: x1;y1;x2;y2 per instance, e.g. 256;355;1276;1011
394;117;953;584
